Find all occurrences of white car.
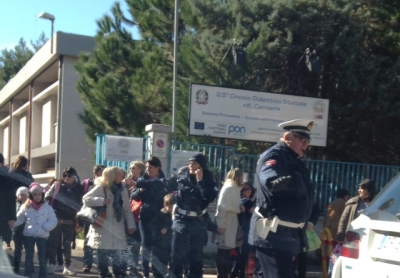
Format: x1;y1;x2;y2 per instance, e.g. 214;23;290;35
331;174;400;278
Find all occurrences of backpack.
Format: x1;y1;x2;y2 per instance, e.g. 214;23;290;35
83;178;91;193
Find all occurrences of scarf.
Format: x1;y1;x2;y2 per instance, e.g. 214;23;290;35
29;200;43;211
111;183;123;222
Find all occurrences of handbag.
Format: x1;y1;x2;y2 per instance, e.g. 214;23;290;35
235;225;244;247
131;199;142;222
77;186;107;227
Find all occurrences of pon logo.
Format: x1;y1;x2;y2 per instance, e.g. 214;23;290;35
228;125;246;135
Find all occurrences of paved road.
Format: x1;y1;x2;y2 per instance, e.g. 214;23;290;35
2;241;323;277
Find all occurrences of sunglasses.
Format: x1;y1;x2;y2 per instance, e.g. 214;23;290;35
242;187;251;191
291;134;311;144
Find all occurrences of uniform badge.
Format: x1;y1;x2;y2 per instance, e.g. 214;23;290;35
265;159;276;166
307;121;314;131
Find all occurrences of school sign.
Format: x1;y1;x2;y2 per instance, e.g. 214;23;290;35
189;84;329;146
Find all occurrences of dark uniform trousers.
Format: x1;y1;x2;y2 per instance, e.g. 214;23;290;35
257;248;296;278
169;216;208;278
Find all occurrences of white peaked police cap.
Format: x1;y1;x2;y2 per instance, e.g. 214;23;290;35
278;119;314;139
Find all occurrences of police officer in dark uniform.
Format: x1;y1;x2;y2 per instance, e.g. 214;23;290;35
249;119;315;278
169;154;218;278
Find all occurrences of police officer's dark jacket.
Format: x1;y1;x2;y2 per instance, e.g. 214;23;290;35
176;169;218;214
249;141;314;254
131;170;178;223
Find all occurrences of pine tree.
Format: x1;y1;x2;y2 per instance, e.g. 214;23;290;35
76;2;174;139
0;39;33;89
76;0;400;164
178;0;400;164
0;34;48;90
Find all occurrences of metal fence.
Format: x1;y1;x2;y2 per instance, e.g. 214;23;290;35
304;160;400;213
95;134;400;214
169;141;400;213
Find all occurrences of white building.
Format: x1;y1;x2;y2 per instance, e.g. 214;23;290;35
0;32;97;184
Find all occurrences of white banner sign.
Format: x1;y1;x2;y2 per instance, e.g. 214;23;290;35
189;84;329;146
170;150;200;176
105;135;143;162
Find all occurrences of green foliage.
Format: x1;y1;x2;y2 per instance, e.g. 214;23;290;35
0;33;48;90
31;32;48;52
76;2;174;139
76;0;400;164
0;39;33;89
76;229;85;240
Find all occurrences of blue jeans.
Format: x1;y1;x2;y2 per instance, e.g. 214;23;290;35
139;220;156;276
24;236;48;277
83;225;93;268
126;226;141;269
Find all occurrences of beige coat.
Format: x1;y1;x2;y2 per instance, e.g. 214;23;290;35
215;179;242;249
83;185;136;250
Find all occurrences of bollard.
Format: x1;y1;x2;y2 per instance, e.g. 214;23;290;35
320;228;333;278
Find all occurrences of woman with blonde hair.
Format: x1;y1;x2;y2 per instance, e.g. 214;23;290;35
83;166;136;278
215;168;244;278
125;160;145;277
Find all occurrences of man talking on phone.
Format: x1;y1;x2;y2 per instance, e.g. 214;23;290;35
249;119;315;278
169;154;218;278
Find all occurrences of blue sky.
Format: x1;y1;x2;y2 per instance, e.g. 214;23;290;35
0;0;138;50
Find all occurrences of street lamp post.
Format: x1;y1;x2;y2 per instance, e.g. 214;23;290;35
38;12;55;54
172;0;179;141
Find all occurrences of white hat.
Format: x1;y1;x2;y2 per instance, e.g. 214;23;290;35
278;119;314;139
16;186;29;197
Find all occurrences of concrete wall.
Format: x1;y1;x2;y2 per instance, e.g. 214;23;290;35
57;56;94;179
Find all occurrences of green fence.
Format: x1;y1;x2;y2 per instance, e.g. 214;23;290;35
96;134;400;214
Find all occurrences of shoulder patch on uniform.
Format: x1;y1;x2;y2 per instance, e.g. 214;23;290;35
265;159;276;166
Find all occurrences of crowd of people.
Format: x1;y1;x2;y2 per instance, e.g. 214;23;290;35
0;117;379;278
0;153;253;278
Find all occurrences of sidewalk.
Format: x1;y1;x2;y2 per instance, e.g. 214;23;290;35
3;240;323;277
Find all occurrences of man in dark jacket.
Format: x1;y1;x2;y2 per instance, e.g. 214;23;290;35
169;153;218;278
249;119;315;278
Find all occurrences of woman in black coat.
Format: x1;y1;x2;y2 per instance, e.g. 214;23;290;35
1;155;34;249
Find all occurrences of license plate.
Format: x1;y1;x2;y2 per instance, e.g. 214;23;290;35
378;235;400;252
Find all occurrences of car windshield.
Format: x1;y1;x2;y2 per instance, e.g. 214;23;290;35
364;173;400;222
